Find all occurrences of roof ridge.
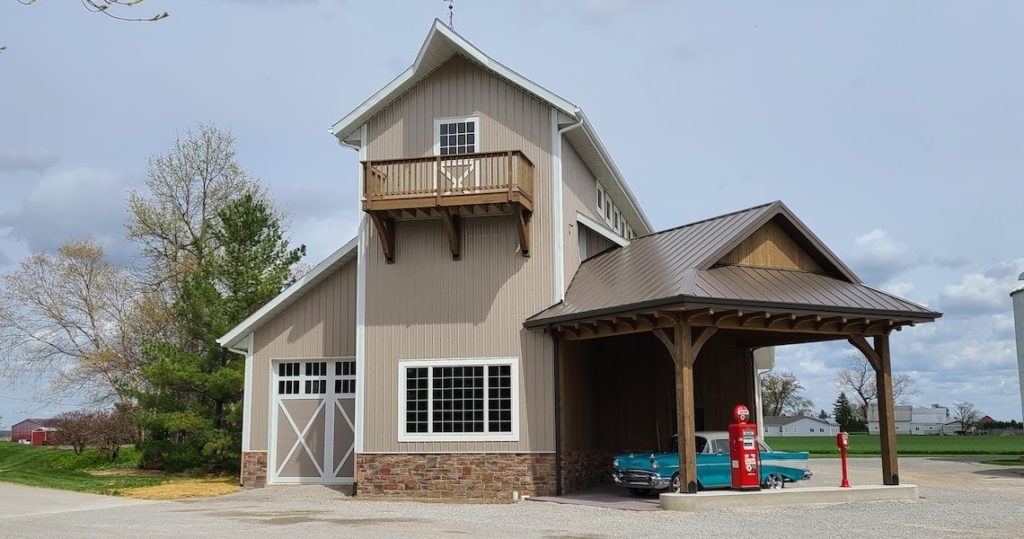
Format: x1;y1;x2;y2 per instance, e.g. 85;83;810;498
633;200;778;240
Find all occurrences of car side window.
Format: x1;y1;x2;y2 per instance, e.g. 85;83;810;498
695;437;708;454
712;439;729;454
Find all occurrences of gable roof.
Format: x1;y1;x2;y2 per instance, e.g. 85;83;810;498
526;201;941;327
217;236;358;351
328;19;652;235
764;415;837;427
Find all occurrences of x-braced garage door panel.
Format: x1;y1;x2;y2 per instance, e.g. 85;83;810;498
271;358;356;484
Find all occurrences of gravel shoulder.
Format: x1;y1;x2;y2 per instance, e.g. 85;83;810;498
3;457;1023;538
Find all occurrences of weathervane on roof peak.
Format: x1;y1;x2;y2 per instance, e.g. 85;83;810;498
444;0;455;28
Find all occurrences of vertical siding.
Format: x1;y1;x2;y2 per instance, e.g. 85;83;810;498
364;54;555;453
561;138;605;284
249;261;358;451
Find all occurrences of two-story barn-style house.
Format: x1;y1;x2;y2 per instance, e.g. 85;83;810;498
219;20;940;499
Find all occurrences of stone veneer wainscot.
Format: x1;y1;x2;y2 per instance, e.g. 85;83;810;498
356;453;555;501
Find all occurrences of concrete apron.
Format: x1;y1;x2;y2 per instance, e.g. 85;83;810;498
660;484;919;512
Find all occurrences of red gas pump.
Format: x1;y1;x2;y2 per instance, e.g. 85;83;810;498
728;404;761;490
837;431;850;488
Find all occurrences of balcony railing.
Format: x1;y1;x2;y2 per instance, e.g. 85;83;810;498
362;150;534;212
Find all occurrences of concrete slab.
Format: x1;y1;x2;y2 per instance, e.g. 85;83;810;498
530;484;660;511
660;484;919;512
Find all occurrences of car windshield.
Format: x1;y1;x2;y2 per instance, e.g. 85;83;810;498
670;435;708;453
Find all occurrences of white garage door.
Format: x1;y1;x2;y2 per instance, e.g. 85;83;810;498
270;358;356;484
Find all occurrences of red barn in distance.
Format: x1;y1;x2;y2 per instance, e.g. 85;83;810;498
10;419;57;445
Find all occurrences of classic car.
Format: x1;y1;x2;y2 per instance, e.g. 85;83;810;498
612;432;812;495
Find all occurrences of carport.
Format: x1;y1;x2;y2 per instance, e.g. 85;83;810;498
526;202;941;497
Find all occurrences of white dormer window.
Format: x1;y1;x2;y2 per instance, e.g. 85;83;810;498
596;186;605;214
434;116;479;156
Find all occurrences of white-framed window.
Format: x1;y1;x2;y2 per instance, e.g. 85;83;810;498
433;116;479;156
398;358;519;442
596;185;606;214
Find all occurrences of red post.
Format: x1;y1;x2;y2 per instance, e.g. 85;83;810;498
837;431;850;488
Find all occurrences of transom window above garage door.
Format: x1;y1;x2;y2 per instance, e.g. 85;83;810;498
275;359;355;398
398;358;518;442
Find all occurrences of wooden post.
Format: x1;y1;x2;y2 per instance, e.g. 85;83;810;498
874;334;899;485
674;323;698;494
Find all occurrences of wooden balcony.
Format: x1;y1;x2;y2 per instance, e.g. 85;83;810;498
361;151;534;263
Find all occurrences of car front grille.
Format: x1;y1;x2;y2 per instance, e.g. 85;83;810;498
617;471;655;484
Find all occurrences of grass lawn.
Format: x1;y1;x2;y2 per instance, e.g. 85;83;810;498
0;442;236;497
766;434;1024;456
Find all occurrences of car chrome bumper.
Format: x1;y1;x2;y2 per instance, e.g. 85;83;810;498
612;470;672;490
803;470;813;480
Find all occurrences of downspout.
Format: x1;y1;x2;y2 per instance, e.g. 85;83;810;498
552;110;585;303
552;327;563;496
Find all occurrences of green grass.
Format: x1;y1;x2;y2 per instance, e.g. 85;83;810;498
981;458;1024;466
0;442;177;495
766;434;1024;456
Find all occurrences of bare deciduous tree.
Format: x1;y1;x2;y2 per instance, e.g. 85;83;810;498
760;371;813;416
951;401;980;433
15;0;168;22
52;410;96;454
0;239;145;404
836;352;919;417
127;124;263;290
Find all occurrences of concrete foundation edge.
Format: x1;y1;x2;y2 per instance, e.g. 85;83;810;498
660;484;919;511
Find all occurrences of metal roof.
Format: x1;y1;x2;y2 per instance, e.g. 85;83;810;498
527;201;941;327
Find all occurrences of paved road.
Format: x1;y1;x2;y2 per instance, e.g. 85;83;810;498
1;457;1022;538
0;483;152;518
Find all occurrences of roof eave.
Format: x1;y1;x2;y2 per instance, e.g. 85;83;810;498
525;294;941;329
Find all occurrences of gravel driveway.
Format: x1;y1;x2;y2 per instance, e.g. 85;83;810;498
2;457;1022;538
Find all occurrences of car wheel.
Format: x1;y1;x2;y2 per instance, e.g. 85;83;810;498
763;473;785;490
670;473;680;492
629;488;651;497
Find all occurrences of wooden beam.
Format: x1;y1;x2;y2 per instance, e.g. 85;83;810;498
847;335;882;372
515;207;531;257
874;334;899;486
368;212;396;264
673;323;698;493
692;326;718;359
439;208;462;260
653;328;676;364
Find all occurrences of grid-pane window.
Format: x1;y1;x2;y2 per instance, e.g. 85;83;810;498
405;367;429;434
335;360;356;395
432;366;484;433
437;118;477;156
487;365;512;433
401;360;516;440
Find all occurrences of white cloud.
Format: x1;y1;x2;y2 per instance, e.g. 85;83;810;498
849;228;918;283
0;167;131;263
940;271;1013;314
0;147;57;172
879;280;914;298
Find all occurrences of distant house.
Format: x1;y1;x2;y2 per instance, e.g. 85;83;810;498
867;404;948;435
942;420;965;435
10;419;57;445
764;416;840;436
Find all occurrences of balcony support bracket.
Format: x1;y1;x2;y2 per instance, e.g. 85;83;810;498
369;212;396;264
440;208;462;261
515;207;532;258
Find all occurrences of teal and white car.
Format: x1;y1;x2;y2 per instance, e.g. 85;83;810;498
611;432;812;495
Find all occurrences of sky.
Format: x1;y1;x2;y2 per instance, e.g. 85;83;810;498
0;0;1022;427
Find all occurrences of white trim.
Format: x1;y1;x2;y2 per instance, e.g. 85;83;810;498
432;115;480;156
576;212;628;247
355;123;368;455
551;108;565;301
241;333;254;452
217;236;358;349
397;357;520;443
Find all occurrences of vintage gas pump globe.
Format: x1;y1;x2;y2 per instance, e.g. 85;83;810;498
728;404;761;490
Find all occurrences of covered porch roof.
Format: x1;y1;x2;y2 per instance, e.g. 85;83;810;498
527;201;940;341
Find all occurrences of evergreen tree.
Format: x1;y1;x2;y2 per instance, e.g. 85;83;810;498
833;392;866;433
132;193;304;471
